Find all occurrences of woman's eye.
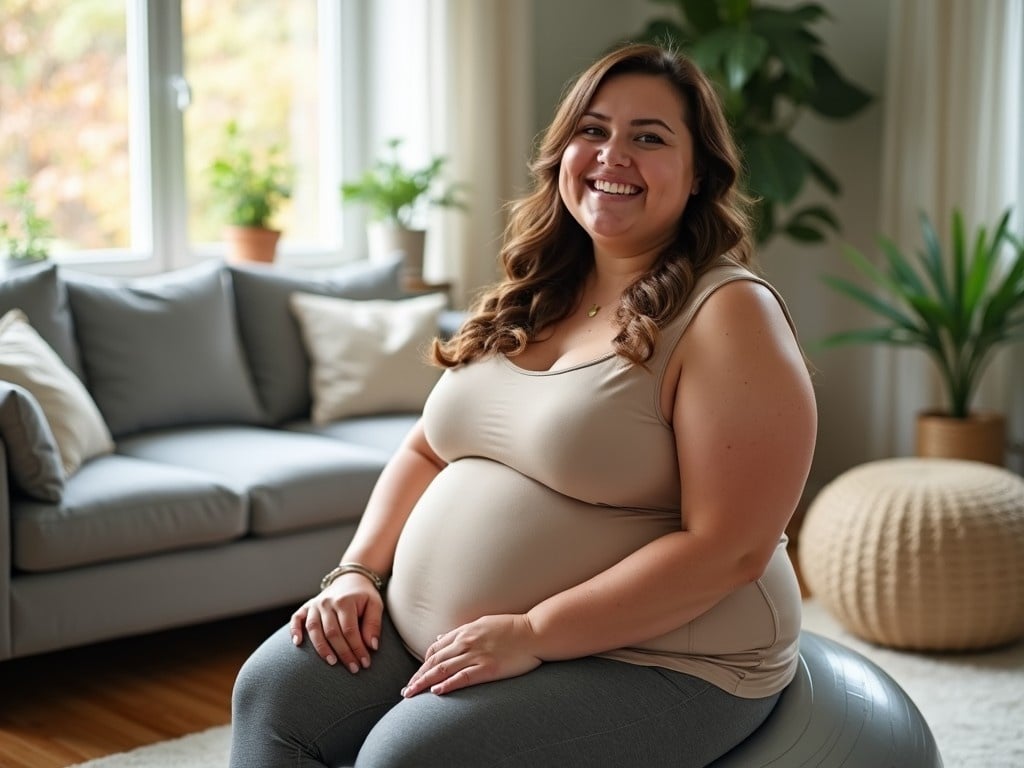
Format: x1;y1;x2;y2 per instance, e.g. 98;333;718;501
580;125;605;137
637;133;665;145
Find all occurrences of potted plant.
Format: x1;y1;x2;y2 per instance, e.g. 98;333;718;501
630;1;872;245
0;180;52;266
341;138;465;279
821;207;1024;465
208;121;293;263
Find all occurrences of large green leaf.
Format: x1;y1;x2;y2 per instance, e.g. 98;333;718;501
680;0;722;33
723;28;769;91
743;132;808;203
807;54;873;118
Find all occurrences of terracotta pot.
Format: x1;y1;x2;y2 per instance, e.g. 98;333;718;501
367;223;426;279
915;410;1006;466
224;225;280;264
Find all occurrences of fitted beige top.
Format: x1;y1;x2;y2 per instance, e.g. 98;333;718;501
386;256;804;698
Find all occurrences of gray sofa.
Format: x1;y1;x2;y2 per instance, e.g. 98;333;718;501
0;257;451;661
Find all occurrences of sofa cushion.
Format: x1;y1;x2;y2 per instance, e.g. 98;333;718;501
229;257;404;424
117;426;390;535
285;413;419;455
0;310;115;478
65;262;264;437
0;382;66;502
289;291;446;424
0;261;83;379
12;454;247;571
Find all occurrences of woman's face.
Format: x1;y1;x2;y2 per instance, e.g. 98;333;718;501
558;73;699;260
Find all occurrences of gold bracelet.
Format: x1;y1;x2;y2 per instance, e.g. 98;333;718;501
320;562;387;592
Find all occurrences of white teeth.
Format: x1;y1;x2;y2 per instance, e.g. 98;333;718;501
593;179;640;195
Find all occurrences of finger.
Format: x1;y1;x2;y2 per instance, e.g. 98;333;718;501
337;609;372;671
290;607;308;646
403;650;470;697
429;665;482;696
304;607;335;664
319;605;364;674
361;598;384;653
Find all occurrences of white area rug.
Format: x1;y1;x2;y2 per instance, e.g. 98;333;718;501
69;599;1023;768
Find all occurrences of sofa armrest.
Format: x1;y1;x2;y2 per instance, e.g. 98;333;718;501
0;439;13;660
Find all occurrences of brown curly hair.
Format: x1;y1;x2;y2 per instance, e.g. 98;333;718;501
433;43;754;368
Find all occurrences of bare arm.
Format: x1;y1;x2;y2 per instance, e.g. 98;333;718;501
291;419;446;670
340;419;447;575
525;280;817;658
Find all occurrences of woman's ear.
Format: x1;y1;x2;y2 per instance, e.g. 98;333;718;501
690;177;701;196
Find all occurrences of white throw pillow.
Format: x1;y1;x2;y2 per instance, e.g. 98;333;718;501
289;292;447;424
0;309;115;477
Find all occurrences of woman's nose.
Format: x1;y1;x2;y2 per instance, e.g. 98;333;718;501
597;141;631;167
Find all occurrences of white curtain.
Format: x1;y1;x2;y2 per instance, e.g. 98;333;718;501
874;0;1024;465
363;0;534;307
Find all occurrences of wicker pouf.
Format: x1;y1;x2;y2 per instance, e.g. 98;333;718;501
799;457;1024;650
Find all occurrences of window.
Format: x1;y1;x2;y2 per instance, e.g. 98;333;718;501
0;0;358;273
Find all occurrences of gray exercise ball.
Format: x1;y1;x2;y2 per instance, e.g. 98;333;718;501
710;631;943;767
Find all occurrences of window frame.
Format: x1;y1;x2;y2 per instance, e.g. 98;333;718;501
53;0;364;276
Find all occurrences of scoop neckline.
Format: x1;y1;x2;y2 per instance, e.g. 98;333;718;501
500;351;618;376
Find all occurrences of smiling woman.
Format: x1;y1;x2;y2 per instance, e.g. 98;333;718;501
229;43;816;768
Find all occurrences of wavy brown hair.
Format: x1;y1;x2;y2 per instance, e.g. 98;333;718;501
433;43;754;368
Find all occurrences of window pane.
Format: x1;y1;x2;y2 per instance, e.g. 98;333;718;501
183;0;319;246
0;0;132;252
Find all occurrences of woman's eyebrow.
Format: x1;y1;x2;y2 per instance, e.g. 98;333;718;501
583;110;676;134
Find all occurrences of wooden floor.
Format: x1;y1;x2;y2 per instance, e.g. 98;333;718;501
0;550;809;768
0;607;292;768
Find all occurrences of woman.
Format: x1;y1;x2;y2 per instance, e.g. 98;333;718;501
230;43;816;767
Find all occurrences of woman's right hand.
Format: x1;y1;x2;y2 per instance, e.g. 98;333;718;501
290;573;384;673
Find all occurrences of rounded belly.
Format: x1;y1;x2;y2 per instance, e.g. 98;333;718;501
387;457;678;658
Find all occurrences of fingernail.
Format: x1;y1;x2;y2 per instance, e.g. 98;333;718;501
292;635;300;646
371;637;379;650
326;654;337;666
361;656;370;669
348;662;360;674
400;686;408;697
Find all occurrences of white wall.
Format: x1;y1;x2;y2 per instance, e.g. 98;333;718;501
530;0;892;488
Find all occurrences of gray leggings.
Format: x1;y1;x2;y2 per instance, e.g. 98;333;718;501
230;615;779;768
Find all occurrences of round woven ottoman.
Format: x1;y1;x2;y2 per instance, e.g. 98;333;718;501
799;457;1024;650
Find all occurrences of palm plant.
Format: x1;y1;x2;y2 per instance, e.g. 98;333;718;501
821;208;1024;418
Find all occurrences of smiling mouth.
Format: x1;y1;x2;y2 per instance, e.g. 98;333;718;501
590;179;642;196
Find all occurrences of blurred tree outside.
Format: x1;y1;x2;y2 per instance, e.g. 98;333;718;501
0;0;131;251
184;0;318;244
0;0;320;254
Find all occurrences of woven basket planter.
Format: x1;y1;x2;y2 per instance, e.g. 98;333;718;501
799;458;1024;651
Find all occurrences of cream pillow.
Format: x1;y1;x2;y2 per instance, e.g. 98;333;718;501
289;292;447;424
0;309;114;477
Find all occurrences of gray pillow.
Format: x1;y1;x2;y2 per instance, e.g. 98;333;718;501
229;257;405;423
0;381;66;503
65;262;265;437
0;261;83;379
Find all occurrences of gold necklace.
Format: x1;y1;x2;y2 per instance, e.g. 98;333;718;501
587;303;600;318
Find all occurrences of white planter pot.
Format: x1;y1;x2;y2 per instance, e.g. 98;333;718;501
367;223;426;278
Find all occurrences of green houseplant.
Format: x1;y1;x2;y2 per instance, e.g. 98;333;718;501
0;180;52;264
821;208;1024;464
208;121;293;263
341;138;465;279
631;0;872;245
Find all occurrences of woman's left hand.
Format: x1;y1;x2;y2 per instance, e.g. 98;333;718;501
402;614;542;697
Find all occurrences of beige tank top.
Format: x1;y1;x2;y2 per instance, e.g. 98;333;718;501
387;257;804;698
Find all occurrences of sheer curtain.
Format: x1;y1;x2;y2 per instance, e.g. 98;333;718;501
873;0;1023;467
363;0;533;307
